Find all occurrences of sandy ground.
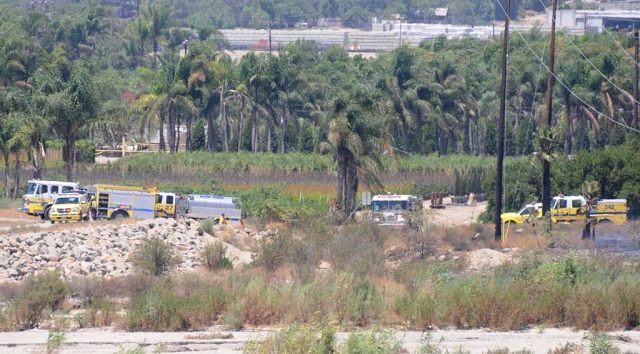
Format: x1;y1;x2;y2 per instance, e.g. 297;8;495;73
0;327;639;353
422;197;487;226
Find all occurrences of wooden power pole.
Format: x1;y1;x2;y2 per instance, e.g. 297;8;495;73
635;30;639;133
543;0;558;217
495;0;510;242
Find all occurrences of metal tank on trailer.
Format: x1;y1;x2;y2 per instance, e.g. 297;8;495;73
177;194;243;224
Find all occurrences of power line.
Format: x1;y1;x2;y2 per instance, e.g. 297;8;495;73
602;25;640;69
493;0;640;134
536;0;640;107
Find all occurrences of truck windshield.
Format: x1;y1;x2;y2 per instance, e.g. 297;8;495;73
372;200;408;212
27;182;37;194
55;197;79;204
517;206;530;216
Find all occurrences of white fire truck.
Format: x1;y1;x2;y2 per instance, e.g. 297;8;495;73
371;194;422;226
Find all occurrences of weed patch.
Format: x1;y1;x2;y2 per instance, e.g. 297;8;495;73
131;237;181;276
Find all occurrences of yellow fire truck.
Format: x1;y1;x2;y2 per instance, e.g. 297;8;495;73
19;180;79;220
540;195;627;224
86;184;159;220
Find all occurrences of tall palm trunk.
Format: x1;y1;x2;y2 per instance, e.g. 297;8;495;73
267;118;272;152
237;95;245;152
153;38;159;71
345;163;358;215
416;113;424;153
185;115;192;151
168;98;176;153
336;154;346;211
401;117;409;152
3;154;10;198
64;138;74;181
159;108;166;152
280;109;287;154
225;100;232;150
220;101;228;152
251;90;259;152
12;156;19;200
565;104;572;155
206;107;215;151
220;80;228;152
175;109;181;152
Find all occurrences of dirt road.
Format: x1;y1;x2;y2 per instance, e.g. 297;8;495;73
422;197;487;226
1;327;639;353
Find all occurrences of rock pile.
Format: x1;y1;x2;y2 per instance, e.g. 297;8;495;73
466;248;519;271
0;219;257;282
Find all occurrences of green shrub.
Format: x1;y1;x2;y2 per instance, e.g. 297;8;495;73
11;271;68;329
46;330;66;353
131;237;181;276
74;139;96;163
85;298;117;327
244;324;335;354
345;277;383;327
201;218;215;235
202;242;233;271
46;139;64;150
442;227;471;251
125;278;224;331
253;231;309;272
589;333;620;354
340;330;403;354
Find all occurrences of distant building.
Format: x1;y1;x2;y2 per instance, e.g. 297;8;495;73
549;8;640;33
434;8;449;22
318;18;342;27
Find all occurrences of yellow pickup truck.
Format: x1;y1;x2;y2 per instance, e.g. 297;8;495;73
49;193;90;224
501;202;542;225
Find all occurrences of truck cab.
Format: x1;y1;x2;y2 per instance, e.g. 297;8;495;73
548;195;586;223
501;202;542;224
20;180;79;220
155;192;177;218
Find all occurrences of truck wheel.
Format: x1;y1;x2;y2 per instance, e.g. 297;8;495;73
50;220;55;224
111;211;128;220
598;219;612;224
40;213;46;220
43;206;52;221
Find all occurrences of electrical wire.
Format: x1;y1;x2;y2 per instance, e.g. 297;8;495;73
493;0;640;133
536;0;640;108
602;25;640;70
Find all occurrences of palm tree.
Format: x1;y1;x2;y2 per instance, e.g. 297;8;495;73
152;53;198;153
38;63;99;181
273;53;305;154
322;83;392;215
148;4;172;71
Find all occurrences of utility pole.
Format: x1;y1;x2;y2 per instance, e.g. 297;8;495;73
543;0;558;217
268;22;272;54
635;29;639;133
495;0;510;242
